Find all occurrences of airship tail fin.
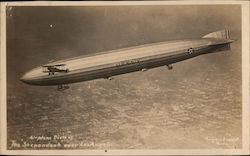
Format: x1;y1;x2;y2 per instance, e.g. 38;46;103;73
202;30;230;39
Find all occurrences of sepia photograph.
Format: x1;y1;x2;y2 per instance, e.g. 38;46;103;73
1;1;249;155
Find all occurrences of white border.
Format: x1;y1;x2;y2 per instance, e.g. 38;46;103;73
242;1;250;154
2;0;249;6
1;1;249;155
0;2;6;155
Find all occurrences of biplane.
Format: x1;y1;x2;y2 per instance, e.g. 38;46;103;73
42;64;69;75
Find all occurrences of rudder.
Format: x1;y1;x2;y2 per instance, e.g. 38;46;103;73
202;30;230;39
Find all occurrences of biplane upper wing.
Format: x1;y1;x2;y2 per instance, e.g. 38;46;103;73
42;64;66;67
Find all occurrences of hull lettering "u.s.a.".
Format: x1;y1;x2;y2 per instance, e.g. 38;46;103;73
115;59;140;67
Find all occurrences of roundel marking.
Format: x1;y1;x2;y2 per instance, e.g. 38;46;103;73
188;48;194;54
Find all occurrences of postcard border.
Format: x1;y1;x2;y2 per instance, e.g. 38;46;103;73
1;1;249;155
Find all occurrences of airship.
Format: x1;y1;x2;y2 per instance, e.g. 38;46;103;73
20;30;234;90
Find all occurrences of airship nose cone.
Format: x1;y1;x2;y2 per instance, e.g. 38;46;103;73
20;75;25;82
20;67;46;85
20;73;28;83
20;71;33;84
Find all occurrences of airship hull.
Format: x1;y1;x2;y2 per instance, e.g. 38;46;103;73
21;40;231;86
20;30;234;87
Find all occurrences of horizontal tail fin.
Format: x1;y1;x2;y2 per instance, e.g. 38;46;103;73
202;30;230;39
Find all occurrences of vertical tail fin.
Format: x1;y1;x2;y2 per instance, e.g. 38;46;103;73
202;30;230;39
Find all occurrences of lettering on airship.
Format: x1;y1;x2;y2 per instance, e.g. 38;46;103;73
115;59;140;67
